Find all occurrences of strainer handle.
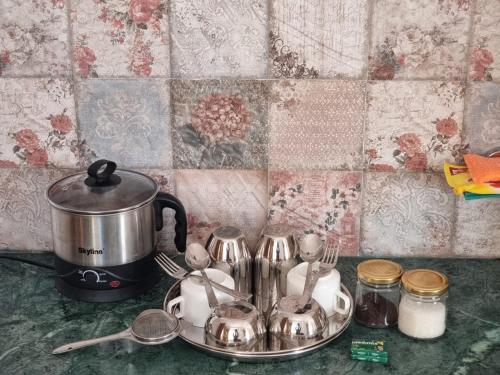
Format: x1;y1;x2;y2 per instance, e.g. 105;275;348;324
52;329;132;354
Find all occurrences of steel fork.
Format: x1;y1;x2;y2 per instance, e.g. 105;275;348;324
155;252;251;301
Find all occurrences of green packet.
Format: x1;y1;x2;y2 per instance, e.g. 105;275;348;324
351;339;386;353
351;349;388;358
351;354;388;364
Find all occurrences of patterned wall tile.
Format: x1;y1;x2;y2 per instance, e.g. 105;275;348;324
269;0;368;79
454;197;500;257
171;80;268;169
175;170;267;251
365;81;466;172
0;168;65;250
268;171;362;256
0;0;69;76
0;79;78;168
170;0;267;78
139;169;177;255
269;80;365;170
464;82;500;155
71;0;169;77
369;0;472;80
77;79;171;168
469;0;500;82
361;172;455;256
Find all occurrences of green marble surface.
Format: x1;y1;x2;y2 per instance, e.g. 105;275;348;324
0;252;499;375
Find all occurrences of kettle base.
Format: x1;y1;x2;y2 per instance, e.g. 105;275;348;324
54;253;160;302
55;275;160;302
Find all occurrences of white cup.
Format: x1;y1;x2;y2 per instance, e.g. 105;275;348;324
287;262;350;316
166;269;235;327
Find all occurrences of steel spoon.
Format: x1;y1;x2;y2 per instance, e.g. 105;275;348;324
298;234;325;310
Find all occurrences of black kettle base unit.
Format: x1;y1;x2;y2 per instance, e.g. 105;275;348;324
55;253;161;303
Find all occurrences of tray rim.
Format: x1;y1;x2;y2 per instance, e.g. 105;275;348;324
163;279;353;362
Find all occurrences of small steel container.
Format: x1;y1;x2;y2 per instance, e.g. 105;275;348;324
206;226;253;296
253;224;298;318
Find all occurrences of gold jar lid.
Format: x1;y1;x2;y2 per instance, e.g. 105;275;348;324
357;259;403;285
402;269;449;296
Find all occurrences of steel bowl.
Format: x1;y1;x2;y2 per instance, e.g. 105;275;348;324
204;300;266;351
267;295;329;350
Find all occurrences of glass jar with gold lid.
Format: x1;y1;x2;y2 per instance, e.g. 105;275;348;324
354;259;403;328
398;269;449;339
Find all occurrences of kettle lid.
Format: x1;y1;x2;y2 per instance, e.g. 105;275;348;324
47;159;158;214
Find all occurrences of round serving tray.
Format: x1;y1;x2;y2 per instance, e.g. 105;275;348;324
163;280;353;363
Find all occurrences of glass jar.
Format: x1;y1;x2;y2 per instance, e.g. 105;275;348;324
398;269;448;339
354;259;403;328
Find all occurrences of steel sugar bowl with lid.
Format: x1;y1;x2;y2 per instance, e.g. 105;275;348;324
47;159;188;302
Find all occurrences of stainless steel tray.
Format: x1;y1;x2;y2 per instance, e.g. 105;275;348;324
163;280;353;363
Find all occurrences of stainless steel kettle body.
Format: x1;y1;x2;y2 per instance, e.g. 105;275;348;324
47;159;187;302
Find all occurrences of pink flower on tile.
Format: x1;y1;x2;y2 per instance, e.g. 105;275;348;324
372;65;395;80
26;148;48;167
396;133;422;157
436;117;458;137
15;129;40;152
404;153;428;171
470;48;494;80
129;0;160;25
129;37;154;76
191;93;251;143
370;164;396;172
50;113;73;134
366;148;378;159
0;160;17;168
74;45;96;78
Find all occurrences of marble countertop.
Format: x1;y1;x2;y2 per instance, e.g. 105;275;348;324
0;253;499;375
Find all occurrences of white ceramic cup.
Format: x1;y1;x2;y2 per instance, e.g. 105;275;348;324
166;269;235;327
287;262;350;316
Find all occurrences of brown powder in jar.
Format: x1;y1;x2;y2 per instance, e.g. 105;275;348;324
355;292;398;327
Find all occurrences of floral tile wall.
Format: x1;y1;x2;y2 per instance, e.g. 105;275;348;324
269;0;368;79
269;80;365;170
1;1;499;258
71;0;169;77
0;168;66;250
170;0;267;78
469;0;500;82
0;79;78;168
171;80;268;169
365;81;466;172
464;82;500;155
77;79;171;168
369;0;472;80
175;170;267;251
454;197;500;257
0;0;69;76
268;171;362;256
361;172;455;256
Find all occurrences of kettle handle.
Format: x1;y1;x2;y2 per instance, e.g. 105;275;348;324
154;192;188;252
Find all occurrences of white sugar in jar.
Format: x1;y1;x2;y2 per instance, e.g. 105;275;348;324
398;269;448;340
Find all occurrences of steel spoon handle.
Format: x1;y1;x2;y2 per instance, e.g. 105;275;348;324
52;329;132;354
200;269;219;308
188;274;251;301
